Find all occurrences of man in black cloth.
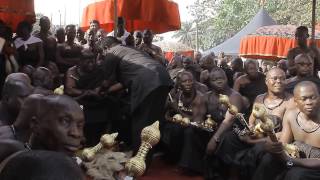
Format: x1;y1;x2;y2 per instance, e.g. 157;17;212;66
182;56;201;81
65;49;116;146
233;60;267;116
14;21;44;67
252;81;320;180
33;16;57;64
199;55;216;87
103;36;173;154
287;26;320;76
162;71;206;174
229;57;244;87
0;73;33;126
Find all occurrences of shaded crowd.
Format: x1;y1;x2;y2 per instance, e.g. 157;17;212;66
0;16;320;180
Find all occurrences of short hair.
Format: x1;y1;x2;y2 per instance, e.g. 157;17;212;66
176;70;194;86
55;28;65;35
90;20;100;25
265;67;285;79
210;67;226;77
80;49;95;60
244;59;258;70
16;21;32;33
103;36;121;48
0;150;84;180
296;26;308;34
293;81;319;97
39;16;50;24
294;53;313;63
65;24;76;31
118;17;125;25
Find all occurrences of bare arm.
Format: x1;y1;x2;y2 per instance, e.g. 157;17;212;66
64;69;83;97
292;158;320;169
211;93;243;140
37;42;44;66
279;110;294;144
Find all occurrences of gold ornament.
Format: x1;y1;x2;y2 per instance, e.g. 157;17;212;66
125;121;161;177
203;114;217;129
54;85;64;95
80;133;118;161
252;104;299;158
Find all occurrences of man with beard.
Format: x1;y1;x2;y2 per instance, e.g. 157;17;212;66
286;53;320;94
233;60;267;117
287;26;320;76
56;25;83;73
0;73;33;126
253;81;320;180
33;16;57;64
162;71;206;174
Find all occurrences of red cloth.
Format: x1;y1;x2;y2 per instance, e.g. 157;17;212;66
0;0;35;31
239;25;320;61
81;0;181;33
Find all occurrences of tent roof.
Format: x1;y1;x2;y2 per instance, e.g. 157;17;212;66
205;8;277;56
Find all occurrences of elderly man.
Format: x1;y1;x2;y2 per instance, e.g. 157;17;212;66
253;81;320;180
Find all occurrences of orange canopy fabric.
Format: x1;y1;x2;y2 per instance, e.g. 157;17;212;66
240;25;320;61
81;0;181;33
154;41;194;62
0;0;35;31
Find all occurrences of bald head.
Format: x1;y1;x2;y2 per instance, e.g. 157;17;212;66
5;73;31;85
266;67;286;79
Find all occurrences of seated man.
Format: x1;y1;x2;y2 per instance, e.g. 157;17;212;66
286;53;320;94
0;150;85;180
0;73;33;126
14;21;44;67
206;68;293;180
233;60;267;117
0;95;85;160
253;81;320;180
56;24;83;73
31;67;54;95
162;71;206;173
65;49;117;146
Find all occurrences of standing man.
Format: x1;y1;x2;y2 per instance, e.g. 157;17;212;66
107;17;130;45
33;16;57;64
139;29;166;65
103;36;173;154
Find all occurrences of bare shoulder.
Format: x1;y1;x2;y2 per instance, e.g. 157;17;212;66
255;93;267;103
283;107;299;123
0;139;24;163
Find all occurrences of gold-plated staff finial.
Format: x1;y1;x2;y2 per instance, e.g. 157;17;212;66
81;133;118;161
125;121;161;177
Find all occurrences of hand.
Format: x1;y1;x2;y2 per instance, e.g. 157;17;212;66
206;137;218;155
238;76;251;87
263;141;283;155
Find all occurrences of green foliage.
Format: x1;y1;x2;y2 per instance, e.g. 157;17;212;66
173;0;320;51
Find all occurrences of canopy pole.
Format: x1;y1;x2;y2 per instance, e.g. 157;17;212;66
114;0;118;37
312;0;316;40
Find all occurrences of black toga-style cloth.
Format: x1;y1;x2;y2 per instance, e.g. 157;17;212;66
106;45;173;152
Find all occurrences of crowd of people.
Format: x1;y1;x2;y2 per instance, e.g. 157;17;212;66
0;15;320;180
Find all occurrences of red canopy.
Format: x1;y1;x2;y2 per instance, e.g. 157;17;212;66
0;0;35;31
81;0;181;34
240;25;320;61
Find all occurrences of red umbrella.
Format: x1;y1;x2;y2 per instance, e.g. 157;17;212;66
0;0;35;31
81;0;181;34
239;25;320;61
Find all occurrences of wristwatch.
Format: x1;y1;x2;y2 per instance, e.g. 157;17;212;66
286;158;294;168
